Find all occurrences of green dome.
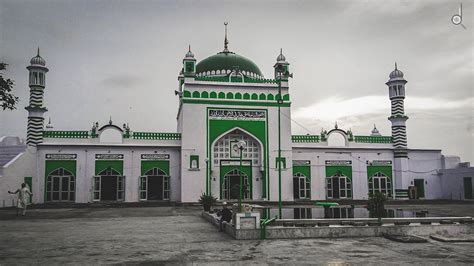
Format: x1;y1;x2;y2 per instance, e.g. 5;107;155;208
196;52;263;78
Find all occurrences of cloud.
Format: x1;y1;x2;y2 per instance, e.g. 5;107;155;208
98;74;144;89
293;95;473;123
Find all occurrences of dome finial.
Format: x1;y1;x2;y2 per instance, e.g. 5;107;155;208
37;47;40;56
276;48;286;62
185;44;194;58
395;62;398;70
223;22;229;53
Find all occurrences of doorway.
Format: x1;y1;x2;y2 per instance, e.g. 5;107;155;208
464;177;472;199
222;169;250;200
139;168;170;201
93;168;125;201
414;179;425;199
46;168;75;202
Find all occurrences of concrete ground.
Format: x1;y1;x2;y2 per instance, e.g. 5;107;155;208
0;204;473;265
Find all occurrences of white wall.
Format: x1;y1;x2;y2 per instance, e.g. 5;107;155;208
36;145;181;203
0;147;36;207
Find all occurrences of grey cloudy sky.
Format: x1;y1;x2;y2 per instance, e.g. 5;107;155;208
1;0;473;162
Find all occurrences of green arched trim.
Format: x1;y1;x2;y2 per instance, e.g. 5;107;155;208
259;93;266;100
325;166;352;181
141;160;170;176
45;160;76;177
192;91;200;98
95;160;124;175
267;94;274;101
183;90;191;97
235;92;242;99
218;92;225;99
251;93;258;100
293;165;311;179
210;92;217;98
226;92;234;99
243;93;250;100
283;94;290;101
367;166;392;180
219;165;252;199
201;91;209;98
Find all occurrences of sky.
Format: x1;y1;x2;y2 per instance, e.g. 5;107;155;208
0;0;473;162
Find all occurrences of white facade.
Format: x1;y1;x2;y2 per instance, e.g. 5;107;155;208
1;43;473;207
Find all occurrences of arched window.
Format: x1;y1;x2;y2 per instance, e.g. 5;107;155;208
326;172;352;199
46;168;75;202
212;129;261;166
293;172;310;199
368;172;392;197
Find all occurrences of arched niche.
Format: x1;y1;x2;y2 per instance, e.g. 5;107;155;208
99;125;123;144
327;129;348;147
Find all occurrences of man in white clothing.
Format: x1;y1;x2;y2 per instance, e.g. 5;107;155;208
8;183;33;216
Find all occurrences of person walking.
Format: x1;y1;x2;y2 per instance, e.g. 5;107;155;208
8;183;33;216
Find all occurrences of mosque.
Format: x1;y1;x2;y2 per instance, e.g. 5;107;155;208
0;29;473;207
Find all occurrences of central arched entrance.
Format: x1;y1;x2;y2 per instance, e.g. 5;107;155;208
212;128;262;200
222;169;250;200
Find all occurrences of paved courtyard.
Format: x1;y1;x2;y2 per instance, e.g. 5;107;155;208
0;204;473;265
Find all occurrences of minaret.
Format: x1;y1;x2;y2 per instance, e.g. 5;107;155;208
25;48;48;146
386;63;409;198
386;63;408;155
273;49;290;82
182;45;196;78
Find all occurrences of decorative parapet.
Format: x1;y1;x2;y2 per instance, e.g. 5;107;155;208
292;135;320;143
353;136;393;144
43;130;89;138
195;75;277;84
132;132;182;140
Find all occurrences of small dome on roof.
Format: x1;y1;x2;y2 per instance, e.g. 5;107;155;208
371;124;381;136
30;48;46;66
389;63;404;79
276;49;286;62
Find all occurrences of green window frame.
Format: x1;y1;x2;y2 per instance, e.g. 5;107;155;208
190;155;199;169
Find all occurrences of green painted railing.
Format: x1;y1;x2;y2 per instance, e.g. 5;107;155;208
43;131;89;138
132;132;182;140
292;135;320;143
354;136;393;144
195;75;277;84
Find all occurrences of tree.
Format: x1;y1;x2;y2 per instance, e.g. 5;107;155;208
0;63;19;110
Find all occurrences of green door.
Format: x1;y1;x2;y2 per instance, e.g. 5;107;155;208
464;177;473;199
414;179;425;198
